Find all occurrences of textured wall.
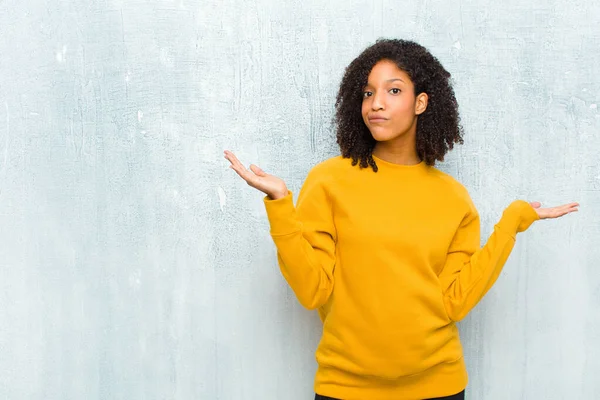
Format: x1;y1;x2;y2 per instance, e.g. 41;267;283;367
0;0;598;399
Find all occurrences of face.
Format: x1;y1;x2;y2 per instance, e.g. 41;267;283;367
361;60;428;143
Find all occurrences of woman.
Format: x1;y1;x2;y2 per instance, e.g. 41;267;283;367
224;39;578;400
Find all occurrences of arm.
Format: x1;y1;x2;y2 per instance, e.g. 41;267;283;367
263;169;336;310
438;199;540;321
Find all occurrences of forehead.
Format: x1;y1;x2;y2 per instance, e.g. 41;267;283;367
367;60;412;83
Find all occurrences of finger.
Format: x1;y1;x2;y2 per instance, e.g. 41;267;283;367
556;202;579;210
542;205;579;218
249;164;267;177
553;208;575;218
224;151;247;173
549;203;579;213
224;151;256;180
558;203;580;214
231;165;259;185
225;157;256;183
556;208;578;217
228;163;249;180
548;207;571;218
224;150;245;171
225;155;246;175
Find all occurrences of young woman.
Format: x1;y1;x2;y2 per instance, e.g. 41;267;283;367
224;39;578;400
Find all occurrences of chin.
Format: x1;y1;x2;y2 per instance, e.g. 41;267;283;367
369;130;396;142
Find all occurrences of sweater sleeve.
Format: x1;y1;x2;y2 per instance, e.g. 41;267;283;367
438;198;540;321
263;169;337;310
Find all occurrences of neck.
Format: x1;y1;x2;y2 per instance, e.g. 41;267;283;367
372;140;421;166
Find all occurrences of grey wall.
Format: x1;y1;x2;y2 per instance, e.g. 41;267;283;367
0;0;598;399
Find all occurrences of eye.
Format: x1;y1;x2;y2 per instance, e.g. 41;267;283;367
363;91;372;98
390;88;401;94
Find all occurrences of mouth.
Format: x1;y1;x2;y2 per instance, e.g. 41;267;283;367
368;118;388;123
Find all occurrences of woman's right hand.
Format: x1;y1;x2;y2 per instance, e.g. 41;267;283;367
224;150;289;200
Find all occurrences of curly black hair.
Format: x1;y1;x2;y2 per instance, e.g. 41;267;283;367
334;38;464;172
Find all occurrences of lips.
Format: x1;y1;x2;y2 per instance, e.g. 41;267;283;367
368;117;388;123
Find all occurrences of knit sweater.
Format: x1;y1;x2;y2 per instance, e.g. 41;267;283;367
263;155;539;399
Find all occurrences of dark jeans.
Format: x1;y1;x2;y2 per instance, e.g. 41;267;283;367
315;389;465;400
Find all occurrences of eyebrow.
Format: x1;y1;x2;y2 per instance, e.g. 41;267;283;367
364;78;405;87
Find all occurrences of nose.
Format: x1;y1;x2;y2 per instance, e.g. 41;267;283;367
371;91;384;111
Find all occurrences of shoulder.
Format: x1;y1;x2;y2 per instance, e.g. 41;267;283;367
311;155;352;171
305;155;353;181
428;167;477;212
296;156;349;202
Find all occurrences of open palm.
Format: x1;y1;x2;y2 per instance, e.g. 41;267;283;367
529;201;579;219
224;150;288;200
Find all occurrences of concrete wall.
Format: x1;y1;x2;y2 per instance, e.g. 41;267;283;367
0;0;598;398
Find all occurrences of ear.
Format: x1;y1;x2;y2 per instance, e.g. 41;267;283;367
415;92;428;115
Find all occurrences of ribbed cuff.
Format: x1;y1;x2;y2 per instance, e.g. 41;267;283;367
496;200;540;236
263;191;301;236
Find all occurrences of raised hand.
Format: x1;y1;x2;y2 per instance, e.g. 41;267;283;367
224;150;288;200
529;201;579;220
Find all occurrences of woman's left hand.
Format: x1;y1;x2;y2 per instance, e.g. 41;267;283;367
529;201;579;219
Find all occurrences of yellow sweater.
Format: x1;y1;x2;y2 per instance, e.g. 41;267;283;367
263;155;539;399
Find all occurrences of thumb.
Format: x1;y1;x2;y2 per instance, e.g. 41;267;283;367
529;201;541;209
249;164;267;177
